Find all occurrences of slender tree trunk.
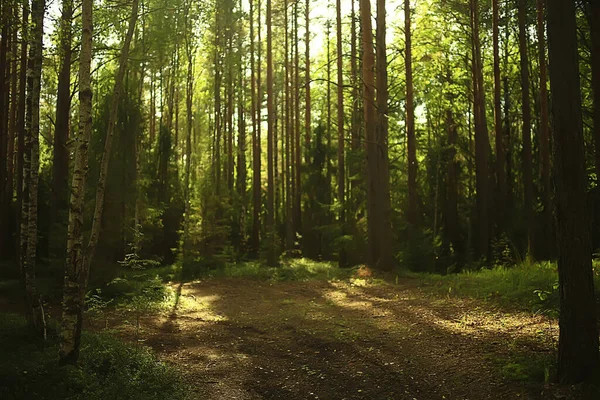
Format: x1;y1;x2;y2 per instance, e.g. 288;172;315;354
0;0;9;256
15;0;28;261
361;0;379;266
53;0;73;228
336;0;346;267
21;0;45;330
250;0;260;255
59;0;93;365
60;0;139;365
492;0;505;235
183;1;194;265
266;0;276;265
405;0;418;227
375;0;394;270
293;0;301;246
518;0;533;256
537;0;552;257
304;0;311;163
547;0;600;384
470;0;491;261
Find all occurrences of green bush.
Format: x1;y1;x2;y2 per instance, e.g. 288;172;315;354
0;313;186;400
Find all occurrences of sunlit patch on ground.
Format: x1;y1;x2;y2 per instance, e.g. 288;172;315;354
95;277;577;399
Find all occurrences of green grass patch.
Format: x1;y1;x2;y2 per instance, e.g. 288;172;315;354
416;261;600;315
0;312;187;400
196;258;356;282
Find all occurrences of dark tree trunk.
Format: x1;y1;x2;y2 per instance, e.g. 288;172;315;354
537;0;552;257
470;0;491;262
336;0;346;267
405;0;418;228
547;0;600;384
492;0;505;235
518;0;533;256
51;0;74;254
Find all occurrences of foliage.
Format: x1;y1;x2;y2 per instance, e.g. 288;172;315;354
417;261;600;315
197;258;356;282
0;313;186;400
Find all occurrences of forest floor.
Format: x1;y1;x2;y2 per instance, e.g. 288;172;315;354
103;276;587;400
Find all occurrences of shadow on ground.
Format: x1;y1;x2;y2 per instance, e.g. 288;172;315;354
114;278;581;400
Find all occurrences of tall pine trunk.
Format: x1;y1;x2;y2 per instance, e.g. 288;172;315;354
266;0;276;266
336;0;346;267
52;0;73;238
405;0;418;228
518;0;533;256
20;0;45;330
492;0;505;235
536;0;551;257
547;0;600;384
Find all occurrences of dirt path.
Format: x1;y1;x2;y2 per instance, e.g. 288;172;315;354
113;278;570;400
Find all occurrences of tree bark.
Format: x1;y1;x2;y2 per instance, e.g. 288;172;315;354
547;0;600;384
375;0;394;270
405;0;418;228
470;0;491;261
537;0;551;256
60;0;139;365
21;0;45;330
518;0;533;256
266;0;276;265
492;0;505;234
52;0;73;228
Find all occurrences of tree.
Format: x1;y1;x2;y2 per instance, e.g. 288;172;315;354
536;0;551;256
518;0;533;255
470;0;491;261
21;0;46;330
60;0;140;364
547;0;600;384
492;0;505;234
266;0;276;266
336;0;346;267
405;0;418;228
52;0;74;248
375;0;394;269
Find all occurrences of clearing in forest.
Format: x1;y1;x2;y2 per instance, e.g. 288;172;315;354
109;277;573;400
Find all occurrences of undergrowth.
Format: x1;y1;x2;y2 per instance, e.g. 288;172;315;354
0;313;187;400
191;258;357;282
416;261;600;316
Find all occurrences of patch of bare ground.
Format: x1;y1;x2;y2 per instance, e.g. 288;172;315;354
107;278;586;400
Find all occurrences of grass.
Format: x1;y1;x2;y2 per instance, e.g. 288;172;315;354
195;258;357;282
0;313;187;400
415;261;600;315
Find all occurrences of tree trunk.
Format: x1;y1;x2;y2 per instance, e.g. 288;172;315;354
183;0;194;265
52;0;73;231
405;0;418;228
60;0;139;365
492;0;505;235
21;0;45;330
15;0;28;261
547;0;600;384
537;0;551;257
266;0;276;265
375;0;394;270
470;0;491;262
304;0;311;164
518;0;533;256
336;0;346;267
250;0;261;255
361;0;378;266
294;0;301;247
0;0;9;257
